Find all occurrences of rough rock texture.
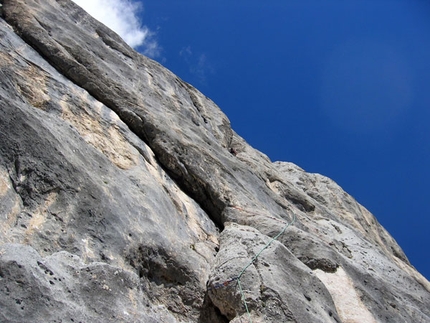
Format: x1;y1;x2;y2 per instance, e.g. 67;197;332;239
0;0;429;322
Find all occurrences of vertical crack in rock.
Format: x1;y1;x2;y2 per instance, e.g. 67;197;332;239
1;0;288;232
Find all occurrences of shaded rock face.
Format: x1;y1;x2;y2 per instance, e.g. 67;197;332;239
0;0;428;322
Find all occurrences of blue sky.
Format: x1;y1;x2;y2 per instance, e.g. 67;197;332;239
74;0;430;280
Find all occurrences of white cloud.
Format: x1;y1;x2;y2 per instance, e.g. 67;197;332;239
71;0;160;56
179;46;215;84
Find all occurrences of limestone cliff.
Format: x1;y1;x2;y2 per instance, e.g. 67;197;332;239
0;1;429;322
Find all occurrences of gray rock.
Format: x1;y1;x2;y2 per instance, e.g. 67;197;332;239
0;243;178;323
208;223;341;323
0;0;429;322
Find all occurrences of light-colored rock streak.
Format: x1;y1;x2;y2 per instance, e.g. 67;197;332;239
315;267;377;323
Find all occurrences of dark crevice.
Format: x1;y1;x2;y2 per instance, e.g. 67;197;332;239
113;105;227;232
3;5;227;233
133;138;226;232
8;157;25;205
299;257;339;273
8;173;19;196
269;179;315;213
289;196;315;213
198;294;230;323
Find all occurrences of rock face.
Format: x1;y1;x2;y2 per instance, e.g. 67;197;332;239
0;0;429;322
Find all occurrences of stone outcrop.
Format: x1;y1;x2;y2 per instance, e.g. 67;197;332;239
0;0;429;322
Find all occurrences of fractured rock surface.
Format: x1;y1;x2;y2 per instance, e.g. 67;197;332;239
0;0;429;322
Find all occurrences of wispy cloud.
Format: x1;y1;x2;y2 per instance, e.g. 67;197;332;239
179;46;215;84
71;0;160;57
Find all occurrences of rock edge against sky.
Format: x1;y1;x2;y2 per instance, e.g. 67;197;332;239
0;1;429;322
